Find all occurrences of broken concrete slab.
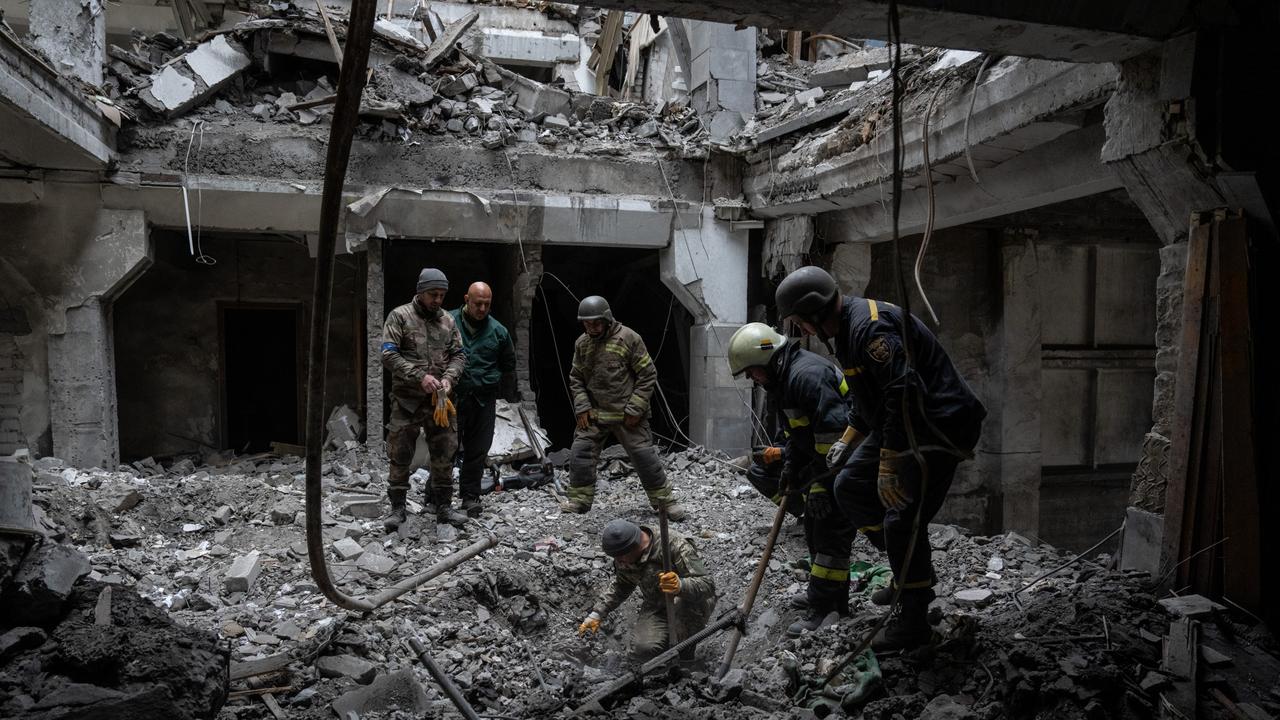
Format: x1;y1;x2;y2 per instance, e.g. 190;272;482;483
140;35;252;117
0;542;91;626
356;552;396;576
1157;594;1226;618
331;669;430;717
223;551;261;594
333;537;364;561
807;48;890;88
423;10;480;69
0;626;46;661
316;654;378;684
954;588;995;607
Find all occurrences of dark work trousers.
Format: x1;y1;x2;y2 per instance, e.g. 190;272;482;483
833;424;977;596
456;390;498;500
804;491;858;614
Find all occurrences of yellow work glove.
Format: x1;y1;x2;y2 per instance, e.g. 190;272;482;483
576;411;591;431
578;612;601;636
877;448;911;511
658;571;681;596
432;392;456;427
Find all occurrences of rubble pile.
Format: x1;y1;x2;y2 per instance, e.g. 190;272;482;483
4;444;1278;718
101;2;707;156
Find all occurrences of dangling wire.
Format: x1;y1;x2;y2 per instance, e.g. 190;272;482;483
182;121;216;266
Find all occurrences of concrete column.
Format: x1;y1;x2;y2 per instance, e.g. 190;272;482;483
29;0;106;88
997;229;1042;539
660;206;751;455
685;21;756;140
830;241;872;295
509;244;543;406
364;238;385;451
47;298;117;468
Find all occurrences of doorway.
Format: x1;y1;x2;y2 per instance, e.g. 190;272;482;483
221;305;302;453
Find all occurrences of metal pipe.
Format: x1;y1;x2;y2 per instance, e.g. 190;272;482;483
408;637;483;720
365;534;499;607
304;0;385;612
573;609;741;714
715;496;789;679
658;507;678;650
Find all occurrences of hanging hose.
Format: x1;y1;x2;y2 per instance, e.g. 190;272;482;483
303;0;385;612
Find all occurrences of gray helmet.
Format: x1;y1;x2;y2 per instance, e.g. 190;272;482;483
601;518;642;557
776;266;839;322
577;295;614;324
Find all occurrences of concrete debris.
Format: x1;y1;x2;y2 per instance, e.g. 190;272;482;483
807;47;891;88
316;653;379;683
331;668;430;716
0;541;91;626
138;35;251;116
223;551;261;594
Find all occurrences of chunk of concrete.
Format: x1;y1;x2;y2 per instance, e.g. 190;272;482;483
794;86;825;107
807;48;890;88
340;497;383;518
495;63;571;118
331;669;430;716
185;35;253;88
1;542;91;625
316;654;378;684
332;537;364;561
223;551;261;594
0;626;47;660
442;73;479;96
356;553;396;576
953;588;994;607
269;502;297;525
542;114;570;130
139;36;251;116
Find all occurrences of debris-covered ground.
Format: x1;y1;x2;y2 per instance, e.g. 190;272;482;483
5;442;1279;719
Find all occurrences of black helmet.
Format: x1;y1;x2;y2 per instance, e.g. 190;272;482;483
577;295;614;324
601;519;642;557
776;266;839;322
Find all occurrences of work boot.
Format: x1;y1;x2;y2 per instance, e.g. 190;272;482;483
383;490;407;532
786;609;840;637
871;593;934;651
431;489;468;527
461;495;483;518
560;500;591;514
870;582;932;607
661;501;688;522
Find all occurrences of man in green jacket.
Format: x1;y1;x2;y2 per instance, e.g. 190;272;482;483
565;296;686;521
449;281;517;517
381;268;468;530
578;518;716;661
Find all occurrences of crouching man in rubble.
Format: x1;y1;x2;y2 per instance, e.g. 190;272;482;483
578;519;716;661
563;296;686;521
727;322;861;637
380;268;469;531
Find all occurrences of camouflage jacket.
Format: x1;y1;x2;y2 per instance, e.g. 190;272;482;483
592;528;716;617
381;299;466;411
569;322;656;423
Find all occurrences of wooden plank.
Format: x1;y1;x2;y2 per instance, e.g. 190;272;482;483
314;0;344;69
421;9;478;70
592;11;626;91
1160;213;1212;584
1160;618;1199;719
1213;210;1261;609
230;653;292;681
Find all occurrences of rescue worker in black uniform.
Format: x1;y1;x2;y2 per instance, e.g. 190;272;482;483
775;266;986;651
727;322;859;636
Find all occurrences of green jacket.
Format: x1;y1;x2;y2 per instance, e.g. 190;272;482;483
449;308;516;395
592;528;716;617
381;299;466;411
569;322;656;424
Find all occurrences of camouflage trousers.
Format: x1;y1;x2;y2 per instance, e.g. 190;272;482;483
566;417;676;511
386;399;458;504
631;595;716;662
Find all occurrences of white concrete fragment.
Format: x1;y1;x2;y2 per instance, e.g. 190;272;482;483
479;28;579;66
333;537;364;561
224;551;261;594
147;67;197;112
954;588;994;607
185;35;252;88
356;553;396;576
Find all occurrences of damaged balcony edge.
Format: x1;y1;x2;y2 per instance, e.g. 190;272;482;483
745;59;1119;217
100;176;683;248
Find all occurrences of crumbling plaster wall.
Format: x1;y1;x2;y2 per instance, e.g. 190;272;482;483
113;233;360;459
0;185;151;465
28;0;106;88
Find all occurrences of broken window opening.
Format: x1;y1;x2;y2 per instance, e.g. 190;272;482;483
220;304;303;454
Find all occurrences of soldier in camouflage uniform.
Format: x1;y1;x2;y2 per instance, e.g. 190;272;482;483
381;268;468;530
577;518;717;661
565;296;686;521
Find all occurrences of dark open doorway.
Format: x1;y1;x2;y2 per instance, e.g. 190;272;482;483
221;305;301;453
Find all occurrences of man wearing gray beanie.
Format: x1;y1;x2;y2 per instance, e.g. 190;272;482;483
381;267;468;529
577;518;716;662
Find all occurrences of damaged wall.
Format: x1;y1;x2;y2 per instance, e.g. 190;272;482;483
114;233;360;459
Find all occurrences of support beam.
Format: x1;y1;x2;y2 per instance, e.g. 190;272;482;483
997;228;1042;540
364;237;385;450
580;0;1183;62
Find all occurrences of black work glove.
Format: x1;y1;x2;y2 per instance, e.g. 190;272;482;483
806;489;834;521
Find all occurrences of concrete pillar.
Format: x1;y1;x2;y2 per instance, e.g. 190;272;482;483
830;241;872;295
29;0;106;88
660;206;751;455
685;21;756;141
996;229;1042;539
509;244;544;406
364;238;385;451
47;298;117;468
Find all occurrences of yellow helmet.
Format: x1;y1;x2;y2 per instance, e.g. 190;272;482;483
727;322;787;376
